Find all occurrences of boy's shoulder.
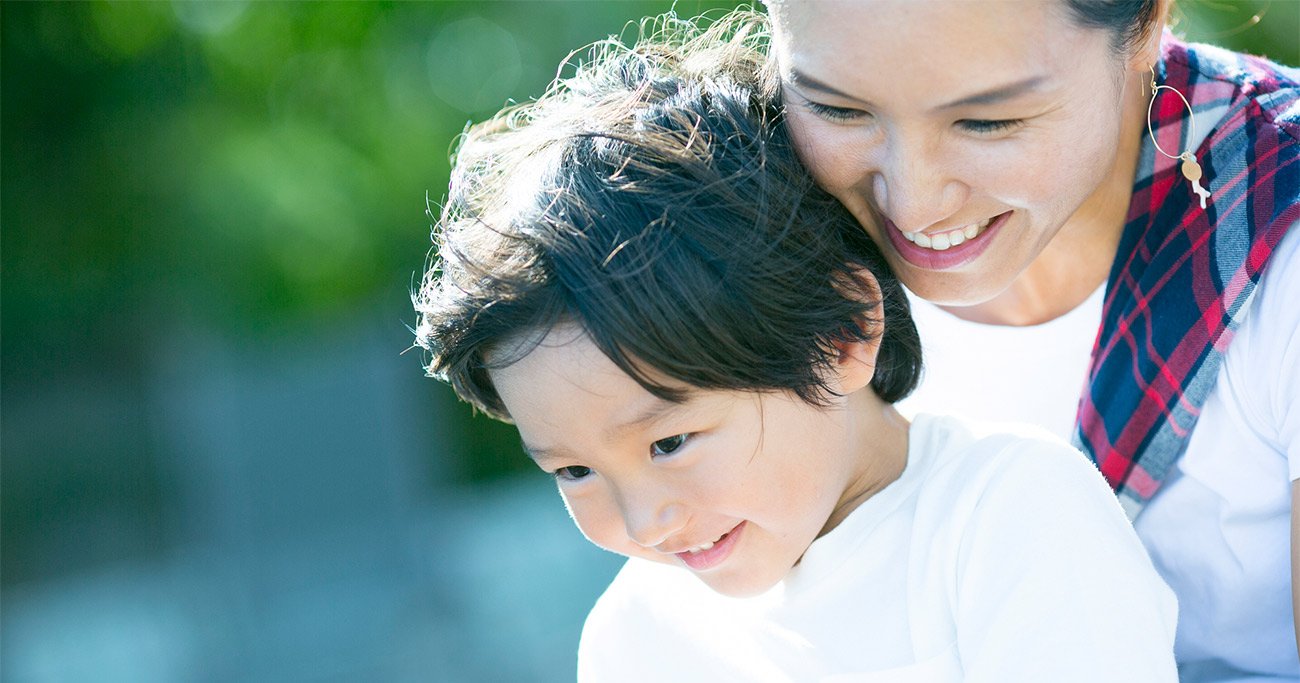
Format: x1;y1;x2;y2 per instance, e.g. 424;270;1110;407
908;413;1127;536
913;413;1104;494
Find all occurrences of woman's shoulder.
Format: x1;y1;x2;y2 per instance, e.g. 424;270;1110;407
1169;35;1299;138
1172;34;1299;93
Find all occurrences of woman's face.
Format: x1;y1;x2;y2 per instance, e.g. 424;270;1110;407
770;0;1149;308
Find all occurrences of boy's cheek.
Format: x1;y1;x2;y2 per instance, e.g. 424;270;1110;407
563;493;675;566
561;491;625;554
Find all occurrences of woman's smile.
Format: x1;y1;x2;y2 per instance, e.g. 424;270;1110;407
883;211;1012;271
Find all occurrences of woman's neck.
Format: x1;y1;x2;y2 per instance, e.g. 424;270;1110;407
941;73;1149;327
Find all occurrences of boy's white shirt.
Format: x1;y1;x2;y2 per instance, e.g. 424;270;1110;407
898;225;1300;680
577;413;1178;682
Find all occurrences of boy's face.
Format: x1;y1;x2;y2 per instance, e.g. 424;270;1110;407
489;324;895;598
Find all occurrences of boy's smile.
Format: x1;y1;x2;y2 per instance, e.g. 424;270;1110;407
672;521;744;571
488;323;909;598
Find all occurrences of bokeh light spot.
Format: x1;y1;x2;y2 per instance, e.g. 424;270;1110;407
426;16;523;114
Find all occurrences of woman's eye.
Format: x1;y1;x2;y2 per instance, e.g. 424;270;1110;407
958;118;1025;135
651;434;689;456
554;465;593;481
804;101;869;122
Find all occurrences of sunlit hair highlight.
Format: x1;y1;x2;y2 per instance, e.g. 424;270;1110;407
413;9;920;421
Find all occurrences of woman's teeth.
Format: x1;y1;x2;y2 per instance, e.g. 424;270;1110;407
900;217;993;251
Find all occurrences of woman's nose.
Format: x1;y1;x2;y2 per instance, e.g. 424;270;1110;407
872;141;968;233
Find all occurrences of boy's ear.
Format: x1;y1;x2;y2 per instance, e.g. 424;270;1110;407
827;267;885;395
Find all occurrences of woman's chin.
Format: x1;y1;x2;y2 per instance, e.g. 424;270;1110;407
897;270;1011;309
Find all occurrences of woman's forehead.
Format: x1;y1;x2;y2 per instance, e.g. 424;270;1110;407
771;0;1106;109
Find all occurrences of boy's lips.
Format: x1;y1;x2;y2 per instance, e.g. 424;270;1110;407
884;211;1011;271
673;521;746;571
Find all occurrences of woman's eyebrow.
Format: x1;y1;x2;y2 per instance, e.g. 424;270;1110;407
788;70;1047;113
787;68;876;106
934;76;1047;111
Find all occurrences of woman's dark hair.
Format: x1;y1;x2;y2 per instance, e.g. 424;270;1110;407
1063;0;1160;53
413;12;921;422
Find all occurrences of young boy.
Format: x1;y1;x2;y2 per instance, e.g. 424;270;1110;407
414;16;1177;682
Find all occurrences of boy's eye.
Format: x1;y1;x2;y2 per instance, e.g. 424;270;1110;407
958;118;1025;135
651;434;688;456
554;465;593;481
804;101;869;122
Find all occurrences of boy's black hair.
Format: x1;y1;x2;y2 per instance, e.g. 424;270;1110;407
414;12;921;421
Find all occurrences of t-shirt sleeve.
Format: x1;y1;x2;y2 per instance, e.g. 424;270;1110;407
952;439;1179;683
1223;219;1300;481
1259;222;1300;482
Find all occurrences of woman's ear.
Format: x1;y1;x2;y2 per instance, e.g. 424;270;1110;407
828;267;885;395
1128;0;1172;72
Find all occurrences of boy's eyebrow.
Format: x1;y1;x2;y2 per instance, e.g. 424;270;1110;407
521;439;574;465
611;396;694;436
521;441;556;464
521;395;697;463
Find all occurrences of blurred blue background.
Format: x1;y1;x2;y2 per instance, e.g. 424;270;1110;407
1;2;1295;682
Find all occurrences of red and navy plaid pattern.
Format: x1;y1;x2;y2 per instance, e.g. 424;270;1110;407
1073;37;1300;518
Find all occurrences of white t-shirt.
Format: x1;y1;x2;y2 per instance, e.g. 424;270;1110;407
578;414;1177;683
898;227;1300;681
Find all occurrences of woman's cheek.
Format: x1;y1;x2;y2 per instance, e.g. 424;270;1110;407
1032;101;1125;202
786;112;862;192
965;134;1070;208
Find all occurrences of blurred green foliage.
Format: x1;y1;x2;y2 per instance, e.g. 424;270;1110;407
1;0;735;479
1;0;741;588
2;0;1295;587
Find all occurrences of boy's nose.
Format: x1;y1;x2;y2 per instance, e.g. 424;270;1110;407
622;498;688;550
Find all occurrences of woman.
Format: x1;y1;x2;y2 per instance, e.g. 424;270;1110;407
765;0;1298;679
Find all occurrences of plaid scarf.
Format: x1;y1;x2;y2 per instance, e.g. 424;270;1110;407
1073;37;1300;519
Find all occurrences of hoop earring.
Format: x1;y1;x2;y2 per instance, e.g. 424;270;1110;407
1148;65;1210;209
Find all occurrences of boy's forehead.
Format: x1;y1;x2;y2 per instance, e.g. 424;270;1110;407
491;323;683;394
489;324;572;364
487;324;608;391
488;324;702;441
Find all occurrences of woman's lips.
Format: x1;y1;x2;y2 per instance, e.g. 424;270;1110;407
884;211;1011;271
676;522;745;571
